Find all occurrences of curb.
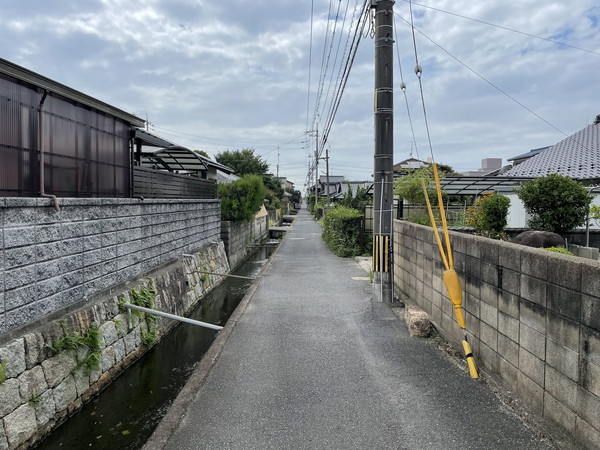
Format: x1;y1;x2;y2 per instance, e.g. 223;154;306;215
143;237;285;450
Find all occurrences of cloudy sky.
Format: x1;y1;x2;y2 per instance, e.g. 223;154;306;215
2;1;599;192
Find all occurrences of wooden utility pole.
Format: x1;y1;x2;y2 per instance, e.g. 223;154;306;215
372;0;394;303
314;125;319;211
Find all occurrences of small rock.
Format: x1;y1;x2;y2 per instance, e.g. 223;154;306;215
511;230;564;248
3;404;37;448
405;306;431;337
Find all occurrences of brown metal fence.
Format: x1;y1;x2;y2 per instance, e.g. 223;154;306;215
133;167;217;199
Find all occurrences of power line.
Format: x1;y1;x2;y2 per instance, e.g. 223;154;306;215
399;0;600;57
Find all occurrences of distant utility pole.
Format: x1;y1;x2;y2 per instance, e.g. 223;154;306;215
317;148;330;207
314;125;319;211
372;0;394;303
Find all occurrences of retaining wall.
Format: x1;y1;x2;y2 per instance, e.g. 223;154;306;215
0;241;229;449
393;219;600;449
0;197;221;333
221;213;268;270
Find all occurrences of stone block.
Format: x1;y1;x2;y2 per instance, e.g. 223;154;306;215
498;334;519;366
465;256;481;279
18;366;48;401
519;347;545;386
99;321;118;347
545;365;577;411
498;290;519;318
41;351;77;388
581;325;600;365
480;283;499;308
520;324;546;359
581;294;600;330
4;246;36;269
520;275;546;307
101;346;116;373
0;422;7;450
3;226;36;249
498;268;520;296
404;306;430;337
581;259;600;298
35;223;61;244
0;338;26;378
3;404;37;449
4;266;36;291
546;338;579;381
547;311;579;352
547;254;582;291
498;311;519;339
520;300;546;334
580;358;600;397
479;341;499;373
499;242;521;270
480;322;498;351
23;332;45;369
577;386;600;431
543;392;576;434
521;248;548;278
574;417;600;450
73;371;90;398
480;302;498;327
53;375;77;412
0;378;21;416
61;221;83;239
498;356;519;392
547;284;581;322
35;389;57;426
518;372;544;416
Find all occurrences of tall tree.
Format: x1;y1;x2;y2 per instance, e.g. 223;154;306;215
215;148;269;176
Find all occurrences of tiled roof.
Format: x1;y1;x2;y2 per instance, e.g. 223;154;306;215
502;122;600;179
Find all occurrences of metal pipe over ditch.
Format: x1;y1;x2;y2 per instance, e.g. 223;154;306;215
124;303;223;331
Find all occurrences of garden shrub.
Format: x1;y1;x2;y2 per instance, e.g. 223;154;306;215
322;206;363;257
516;174;593;234
465;192;510;239
218;174;266;221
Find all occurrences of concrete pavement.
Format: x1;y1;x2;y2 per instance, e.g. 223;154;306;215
146;209;552;450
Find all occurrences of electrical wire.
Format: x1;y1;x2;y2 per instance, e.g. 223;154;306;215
399;0;600;57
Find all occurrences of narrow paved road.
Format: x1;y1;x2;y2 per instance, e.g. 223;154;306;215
154;209;550;449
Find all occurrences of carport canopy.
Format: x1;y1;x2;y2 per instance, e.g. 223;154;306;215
140;145;208;173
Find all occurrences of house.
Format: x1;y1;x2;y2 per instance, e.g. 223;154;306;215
502;115;600;183
0;57;144;198
393;158;428;176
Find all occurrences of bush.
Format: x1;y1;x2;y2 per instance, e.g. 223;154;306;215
516;174;593;234
322;206;363;257
218;174;266;221
465;192;510;239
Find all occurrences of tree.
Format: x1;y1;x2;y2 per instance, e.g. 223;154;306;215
465;192;510;239
287;189;302;204
516;174;593;234
217;174;266;221
394;165;446;205
340;183;371;211
215;148;269;176
193;150;211;159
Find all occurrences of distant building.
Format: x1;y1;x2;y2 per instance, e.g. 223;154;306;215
460;158;504;176
393;158;428;176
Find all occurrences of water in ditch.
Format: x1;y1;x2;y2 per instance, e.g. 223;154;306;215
38;245;276;449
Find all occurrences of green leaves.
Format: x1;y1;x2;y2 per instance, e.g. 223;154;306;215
465;192;510;239
516;174;593;234
215;148;269;176
218;174;266;221
322;206;363;257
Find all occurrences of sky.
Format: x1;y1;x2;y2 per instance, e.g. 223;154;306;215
2;0;599;193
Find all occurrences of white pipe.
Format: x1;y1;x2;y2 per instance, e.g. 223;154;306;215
124;303;223;331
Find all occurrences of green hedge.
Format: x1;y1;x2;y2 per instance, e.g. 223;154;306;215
322;206;363;257
218;174;266;221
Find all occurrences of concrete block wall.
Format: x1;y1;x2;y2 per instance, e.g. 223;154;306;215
0;198;221;333
393;219;600;449
0;242;229;449
221;215;269;270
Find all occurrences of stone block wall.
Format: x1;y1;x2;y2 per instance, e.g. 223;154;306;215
221;215;268;270
0;242;229;449
0;198;221;333
393;219;600;449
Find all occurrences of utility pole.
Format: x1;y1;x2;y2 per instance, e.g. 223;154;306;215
314;125;319;212
325;147;330;207
372;0;394;303
276;146;280;178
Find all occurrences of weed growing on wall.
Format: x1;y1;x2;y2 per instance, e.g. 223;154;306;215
28;391;44;408
0;360;7;384
120;280;160;346
47;321;103;374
